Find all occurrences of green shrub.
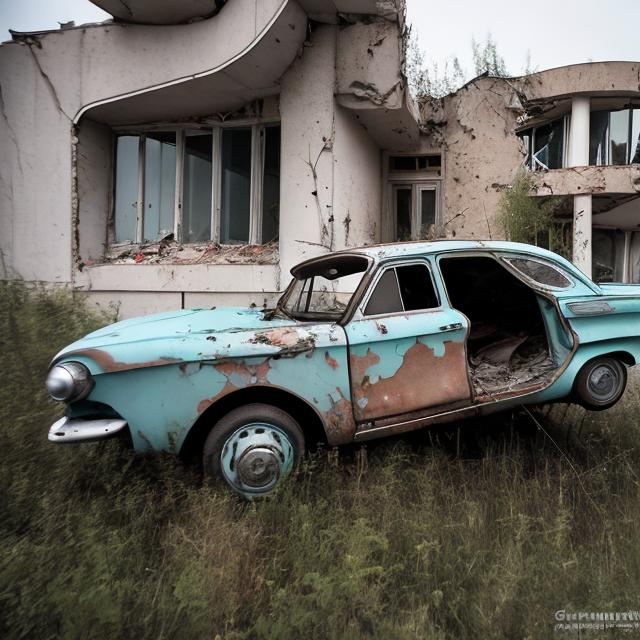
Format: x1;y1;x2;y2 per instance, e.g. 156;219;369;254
497;171;571;259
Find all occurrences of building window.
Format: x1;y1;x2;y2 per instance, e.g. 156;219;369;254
387;154;442;241
113;124;280;245
392;183;440;241
389;154;441;172
592;228;640;284
589;106;640;166
519;117;569;171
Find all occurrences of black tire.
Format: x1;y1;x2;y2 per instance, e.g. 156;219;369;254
573;357;627;411
203;403;305;499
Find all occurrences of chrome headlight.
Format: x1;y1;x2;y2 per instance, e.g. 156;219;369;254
46;362;93;402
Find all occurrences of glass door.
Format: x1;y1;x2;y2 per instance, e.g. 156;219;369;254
392;183;440;241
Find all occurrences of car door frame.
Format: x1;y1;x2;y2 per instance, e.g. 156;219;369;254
345;256;474;430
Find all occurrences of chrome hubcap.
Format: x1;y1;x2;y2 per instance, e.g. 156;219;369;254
587;364;618;402
220;423;294;498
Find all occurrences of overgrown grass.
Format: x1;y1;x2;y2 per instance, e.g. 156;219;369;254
1;282;639;639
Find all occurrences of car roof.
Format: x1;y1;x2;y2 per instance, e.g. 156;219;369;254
330;240;566;263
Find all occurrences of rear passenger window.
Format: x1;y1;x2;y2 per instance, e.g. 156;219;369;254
364;263;439;316
506;257;573;289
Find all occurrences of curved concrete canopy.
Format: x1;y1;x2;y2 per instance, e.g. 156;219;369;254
78;1;306;124
512;61;640;103
90;0;382;25
89;0;223;25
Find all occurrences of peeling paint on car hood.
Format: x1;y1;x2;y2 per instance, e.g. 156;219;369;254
52;307;303;372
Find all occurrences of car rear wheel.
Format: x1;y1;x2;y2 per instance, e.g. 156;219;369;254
574;357;627;411
203;403;305;499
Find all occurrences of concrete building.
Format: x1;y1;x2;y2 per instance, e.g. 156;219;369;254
416;63;640;283
1;1;639;317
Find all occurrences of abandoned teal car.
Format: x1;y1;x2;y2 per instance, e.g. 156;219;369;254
47;241;640;497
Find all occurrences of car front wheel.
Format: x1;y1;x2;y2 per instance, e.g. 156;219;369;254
574;357;627;411
203;403;305;499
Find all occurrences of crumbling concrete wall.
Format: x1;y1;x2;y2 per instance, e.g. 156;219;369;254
332;104;381;249
418;76;525;240
417;62;640;243
279;24;338;281
0;41;73;282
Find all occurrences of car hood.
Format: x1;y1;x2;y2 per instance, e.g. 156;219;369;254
52;307;324;374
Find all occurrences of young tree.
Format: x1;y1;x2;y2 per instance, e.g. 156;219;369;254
471;33;508;77
406;31;519;99
405;30;465;99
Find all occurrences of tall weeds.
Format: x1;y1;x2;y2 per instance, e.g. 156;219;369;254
1;282;639;639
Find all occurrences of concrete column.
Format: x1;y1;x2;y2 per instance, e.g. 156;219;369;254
568;96;590;166
279;25;337;284
573;194;592;277
568;96;592;276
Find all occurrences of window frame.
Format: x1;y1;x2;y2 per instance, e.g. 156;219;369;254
111;121;280;247
390;182;442;241
589;104;640;167
358;259;442;319
592;226;640;284
519;115;570;171
497;254;575;291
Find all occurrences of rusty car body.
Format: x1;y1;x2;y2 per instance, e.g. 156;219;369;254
46;241;640;497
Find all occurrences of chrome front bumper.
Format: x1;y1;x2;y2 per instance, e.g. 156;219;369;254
48;416;128;443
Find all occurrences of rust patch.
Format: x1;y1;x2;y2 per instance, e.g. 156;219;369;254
375;321;388;335
321;387;356;445
196;360;271;415
325;351;339;370
67;348;183;373
248;328;317;355
350;340;472;422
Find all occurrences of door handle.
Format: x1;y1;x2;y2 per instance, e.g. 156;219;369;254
439;322;463;332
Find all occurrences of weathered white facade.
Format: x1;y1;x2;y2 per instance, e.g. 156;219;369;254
0;0;417;317
1;1;639;317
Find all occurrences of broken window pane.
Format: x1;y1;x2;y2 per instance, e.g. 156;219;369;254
630;232;640;283
143;133;176;242
609;109;629;165
220;128;251;244
593;229;626;282
114;135;140;242
533;119;564;169
589;111;609;165
182;132;212;243
507;258;572;288
419;189;436;237
364;269;403;315
631;109;640;164
395;187;412;241
396;264;439;310
261;125;280;244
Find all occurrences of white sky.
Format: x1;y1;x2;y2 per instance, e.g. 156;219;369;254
0;0;638;73
406;0;640;77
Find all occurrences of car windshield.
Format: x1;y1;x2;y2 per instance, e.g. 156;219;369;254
279;254;369;320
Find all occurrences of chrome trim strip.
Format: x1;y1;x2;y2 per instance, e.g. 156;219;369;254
48;416;128;444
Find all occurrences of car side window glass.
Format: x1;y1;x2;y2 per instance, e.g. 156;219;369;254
364;269;403;315
396;264;439;311
507;258;572;289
